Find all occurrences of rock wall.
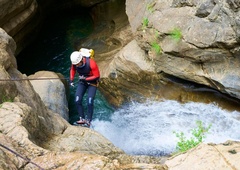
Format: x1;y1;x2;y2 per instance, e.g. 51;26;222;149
29;71;69;121
126;0;240;100
0;0;39;55
166;141;240;170
0;0;113;55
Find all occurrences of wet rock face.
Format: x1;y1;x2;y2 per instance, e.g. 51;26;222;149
0;0;113;54
0;0;39;55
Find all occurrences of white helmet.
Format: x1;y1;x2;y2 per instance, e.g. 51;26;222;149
70;51;83;65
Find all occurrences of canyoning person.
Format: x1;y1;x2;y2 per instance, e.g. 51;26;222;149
69;49;100;127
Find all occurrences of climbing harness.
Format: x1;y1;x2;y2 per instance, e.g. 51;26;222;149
87;81;99;87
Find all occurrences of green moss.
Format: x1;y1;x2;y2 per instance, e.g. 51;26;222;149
0;96;13;108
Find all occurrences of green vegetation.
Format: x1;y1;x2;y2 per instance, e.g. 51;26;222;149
151;41;162;55
0;96;13;108
142;17;149;30
154;29;160;39
169;28;182;41
173;121;211;153
147;2;156;13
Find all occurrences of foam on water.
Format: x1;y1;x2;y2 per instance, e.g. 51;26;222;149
92;100;240;156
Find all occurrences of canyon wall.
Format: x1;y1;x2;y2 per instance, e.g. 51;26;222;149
1;0;240;169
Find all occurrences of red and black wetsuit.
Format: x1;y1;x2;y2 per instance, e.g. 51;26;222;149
70;57;100;122
70;57;100;84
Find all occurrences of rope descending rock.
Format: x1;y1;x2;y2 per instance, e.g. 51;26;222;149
0;143;44;170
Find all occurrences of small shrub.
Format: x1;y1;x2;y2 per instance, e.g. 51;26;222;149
151;41;162;55
169;28;182;41
173;120;211;153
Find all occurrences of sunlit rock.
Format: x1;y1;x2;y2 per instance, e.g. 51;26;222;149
29;71;69;120
126;0;240;100
166;141;240;170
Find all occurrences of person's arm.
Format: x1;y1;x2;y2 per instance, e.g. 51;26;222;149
70;65;76;82
86;59;100;81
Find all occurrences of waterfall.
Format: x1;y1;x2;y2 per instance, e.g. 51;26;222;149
93;100;240;156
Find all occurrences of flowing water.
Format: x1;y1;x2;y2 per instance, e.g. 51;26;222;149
17;10;240;156
93;100;240;156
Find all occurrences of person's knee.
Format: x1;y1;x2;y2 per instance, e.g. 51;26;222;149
88;97;94;105
75;96;83;105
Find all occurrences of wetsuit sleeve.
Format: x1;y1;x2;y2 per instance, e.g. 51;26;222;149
86;59;100;81
70;65;76;82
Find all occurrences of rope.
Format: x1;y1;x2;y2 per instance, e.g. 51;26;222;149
0;78;100;87
0;77;70;81
0;143;44;170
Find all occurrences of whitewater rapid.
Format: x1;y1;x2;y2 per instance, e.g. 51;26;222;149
92;100;240;156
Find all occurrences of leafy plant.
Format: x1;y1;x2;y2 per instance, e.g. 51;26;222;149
173;121;211;153
169;28;182;41
151;41;162;55
142;17;149;30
